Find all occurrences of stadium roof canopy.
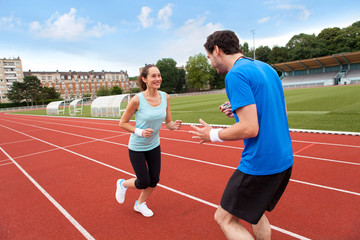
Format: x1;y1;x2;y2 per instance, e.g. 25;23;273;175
272;51;360;72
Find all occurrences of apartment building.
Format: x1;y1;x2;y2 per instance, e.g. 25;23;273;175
24;70;130;100
0;57;24;103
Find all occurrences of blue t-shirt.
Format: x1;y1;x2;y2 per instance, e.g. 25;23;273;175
128;91;167;151
225;58;293;175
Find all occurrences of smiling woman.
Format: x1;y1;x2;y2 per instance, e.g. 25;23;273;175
116;64;182;217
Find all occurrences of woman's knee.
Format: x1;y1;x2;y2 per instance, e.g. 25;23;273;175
149;177;159;188
135;178;150;189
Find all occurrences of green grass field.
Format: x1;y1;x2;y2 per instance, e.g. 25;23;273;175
10;84;360;132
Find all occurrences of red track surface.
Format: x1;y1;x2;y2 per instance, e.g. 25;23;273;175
0;112;359;240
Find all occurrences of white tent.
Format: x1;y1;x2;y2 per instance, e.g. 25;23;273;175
46;101;65;115
69;99;83;116
91;94;130;118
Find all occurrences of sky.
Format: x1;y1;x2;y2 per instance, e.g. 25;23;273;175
1;0;359;77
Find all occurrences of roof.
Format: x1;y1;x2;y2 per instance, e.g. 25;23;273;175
272;51;360;72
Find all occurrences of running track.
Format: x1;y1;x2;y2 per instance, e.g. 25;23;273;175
0;112;359;240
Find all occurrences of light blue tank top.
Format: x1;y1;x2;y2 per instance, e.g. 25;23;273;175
128;91;167;151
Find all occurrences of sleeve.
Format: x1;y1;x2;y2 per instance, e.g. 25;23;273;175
225;71;255;114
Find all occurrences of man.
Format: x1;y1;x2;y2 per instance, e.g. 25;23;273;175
190;30;293;240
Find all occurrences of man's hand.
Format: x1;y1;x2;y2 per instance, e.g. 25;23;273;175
220;102;234;118
189;119;212;144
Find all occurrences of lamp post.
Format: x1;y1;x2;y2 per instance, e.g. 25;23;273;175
251;29;256;60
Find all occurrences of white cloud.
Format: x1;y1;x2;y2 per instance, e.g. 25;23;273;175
160;14;223;66
0;14;21;30
29;8;116;41
157;4;173;29
276;4;310;20
138;6;154;28
258;16;270;24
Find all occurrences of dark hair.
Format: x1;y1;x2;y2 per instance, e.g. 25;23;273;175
138;64;157;91
204;30;242;55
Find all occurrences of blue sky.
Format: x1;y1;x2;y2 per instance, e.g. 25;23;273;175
1;0;359;77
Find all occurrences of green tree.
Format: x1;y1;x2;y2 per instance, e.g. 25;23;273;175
317;27;343;55
185;53;213;90
6;81;26;103
96;86;110;96
156;58;179;93
268;46;288;64
286;33;326;61
174;68;186;93
39;86;61;104
209;67;225;89
255;46;272;63
22;75;42;106
110;85;123;95
242;42;251;57
340;21;360;52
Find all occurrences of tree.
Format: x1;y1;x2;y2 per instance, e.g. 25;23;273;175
268;46;288;64
242;42;251;57
22;75;42;106
39;86;61;104
340;22;360;52
110;85;123;95
209;67;225;89
174;68;186;93
96;86;110;96
156;58;179;93
255;46;272;63
6;81;26;103
185;53;213;90
317;27;343;55
286;33;326;61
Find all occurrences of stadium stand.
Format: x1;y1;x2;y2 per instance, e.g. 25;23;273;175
272;51;360;88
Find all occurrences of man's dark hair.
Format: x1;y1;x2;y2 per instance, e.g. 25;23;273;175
204;30;242;55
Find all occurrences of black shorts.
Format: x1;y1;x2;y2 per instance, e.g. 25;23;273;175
220;167;292;224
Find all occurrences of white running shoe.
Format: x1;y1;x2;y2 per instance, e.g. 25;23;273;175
115;179;127;204
134;201;154;217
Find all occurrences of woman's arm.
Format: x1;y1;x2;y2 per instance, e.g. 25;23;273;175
119;95;139;133
165;93;182;130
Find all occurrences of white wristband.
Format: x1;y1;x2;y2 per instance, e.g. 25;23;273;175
210;128;224;142
134;128;143;137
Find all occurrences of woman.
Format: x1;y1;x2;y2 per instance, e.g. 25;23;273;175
116;64;182;217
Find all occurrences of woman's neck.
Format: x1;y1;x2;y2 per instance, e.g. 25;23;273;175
143;88;158;97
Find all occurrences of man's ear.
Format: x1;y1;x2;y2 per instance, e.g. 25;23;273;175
214;45;222;56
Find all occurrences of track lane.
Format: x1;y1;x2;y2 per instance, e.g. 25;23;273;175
1;113;358;239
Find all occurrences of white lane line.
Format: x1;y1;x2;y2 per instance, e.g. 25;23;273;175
290;179;360;196
294;154;360;166
0;147;95;240
1;121;359;196
1;124;310;240
0;139;35;146
2;118;358;167
10;116;360;148
0;162;13;166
